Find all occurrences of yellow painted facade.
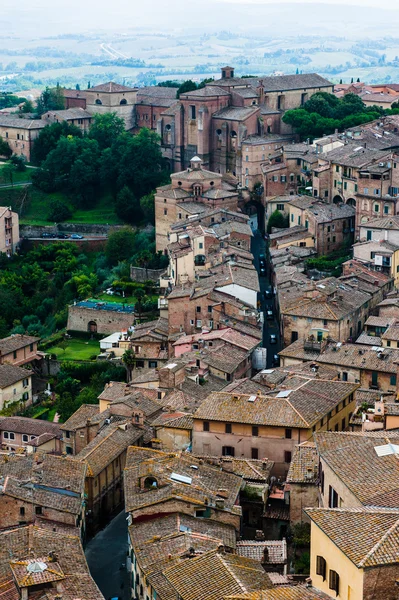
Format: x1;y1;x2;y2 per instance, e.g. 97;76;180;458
310;520;364;600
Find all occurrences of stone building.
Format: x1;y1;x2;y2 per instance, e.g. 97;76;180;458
41;107;93;132
67;299;135;335
192;379;358;476
84;82;138;129
278;277;372;347
0;116;46;162
0;206;19;257
74;421;144;533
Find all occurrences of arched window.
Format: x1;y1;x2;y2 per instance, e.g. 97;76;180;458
231;130;237;138
95;99;102;105
216;128;222;136
119;99;127;105
165;124;171;131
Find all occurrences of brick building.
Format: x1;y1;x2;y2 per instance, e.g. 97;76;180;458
0;454;86;534
155;156;239;252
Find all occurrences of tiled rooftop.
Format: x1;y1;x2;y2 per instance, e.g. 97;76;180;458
124;449;242;514
286;442;318;484
306;507;399;568
194;380;358;429
0;334;39;354
0;524;103;599
162;549;273;600
0;454;86;515
74;423;143;477
0;364;32;388
236;540;287;564
315;431;399;507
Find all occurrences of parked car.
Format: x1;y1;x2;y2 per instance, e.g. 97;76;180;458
260;265;266;277
57;233;69;239
269;334;277;344
272;354;280;367
264;287;273;299
105;288;115;295
70;233;84;239
41;232;54;238
266;309;273;320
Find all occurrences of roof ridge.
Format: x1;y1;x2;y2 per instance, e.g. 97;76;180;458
358;515;399;567
284;396;310;427
219;554;248;594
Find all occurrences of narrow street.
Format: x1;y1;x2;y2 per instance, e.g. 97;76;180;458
85;510;130;600
251;231;281;367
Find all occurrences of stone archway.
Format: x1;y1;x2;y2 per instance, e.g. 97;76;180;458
333;195;343;204
88;321;97;333
346;198;356;207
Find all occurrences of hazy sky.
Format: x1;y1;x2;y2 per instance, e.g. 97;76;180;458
2;0;399;35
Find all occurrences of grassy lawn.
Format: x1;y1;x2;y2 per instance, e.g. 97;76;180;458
48;338;100;361
0;186;121;226
0;167;32;185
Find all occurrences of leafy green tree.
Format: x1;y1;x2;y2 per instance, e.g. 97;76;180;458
115;185;141;223
157;81;180;88
21;99;35;113
0;137;12;159
2;163;15;186
105;227;136;265
101;128;168;200
31;121;82;165
267;210;289;233
140;192;155;224
47;199;72;222
36;85;65;116
10;154;26;171
176;80;198;98
122;348;135;382
89;113;125;150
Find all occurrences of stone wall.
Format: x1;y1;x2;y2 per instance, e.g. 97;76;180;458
67;305;134;335
20;223;125;238
130;266;166;283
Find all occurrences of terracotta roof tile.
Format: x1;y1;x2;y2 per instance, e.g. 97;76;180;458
163;549;273;599
315;431;399;507
307;507;399;567
287;443;318;484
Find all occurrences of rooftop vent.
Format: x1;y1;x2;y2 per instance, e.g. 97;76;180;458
27;561;48;574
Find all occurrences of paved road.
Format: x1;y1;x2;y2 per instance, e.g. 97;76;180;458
26;236;108;241
85;510;130;600
0;181;32;189
251;231;281;368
